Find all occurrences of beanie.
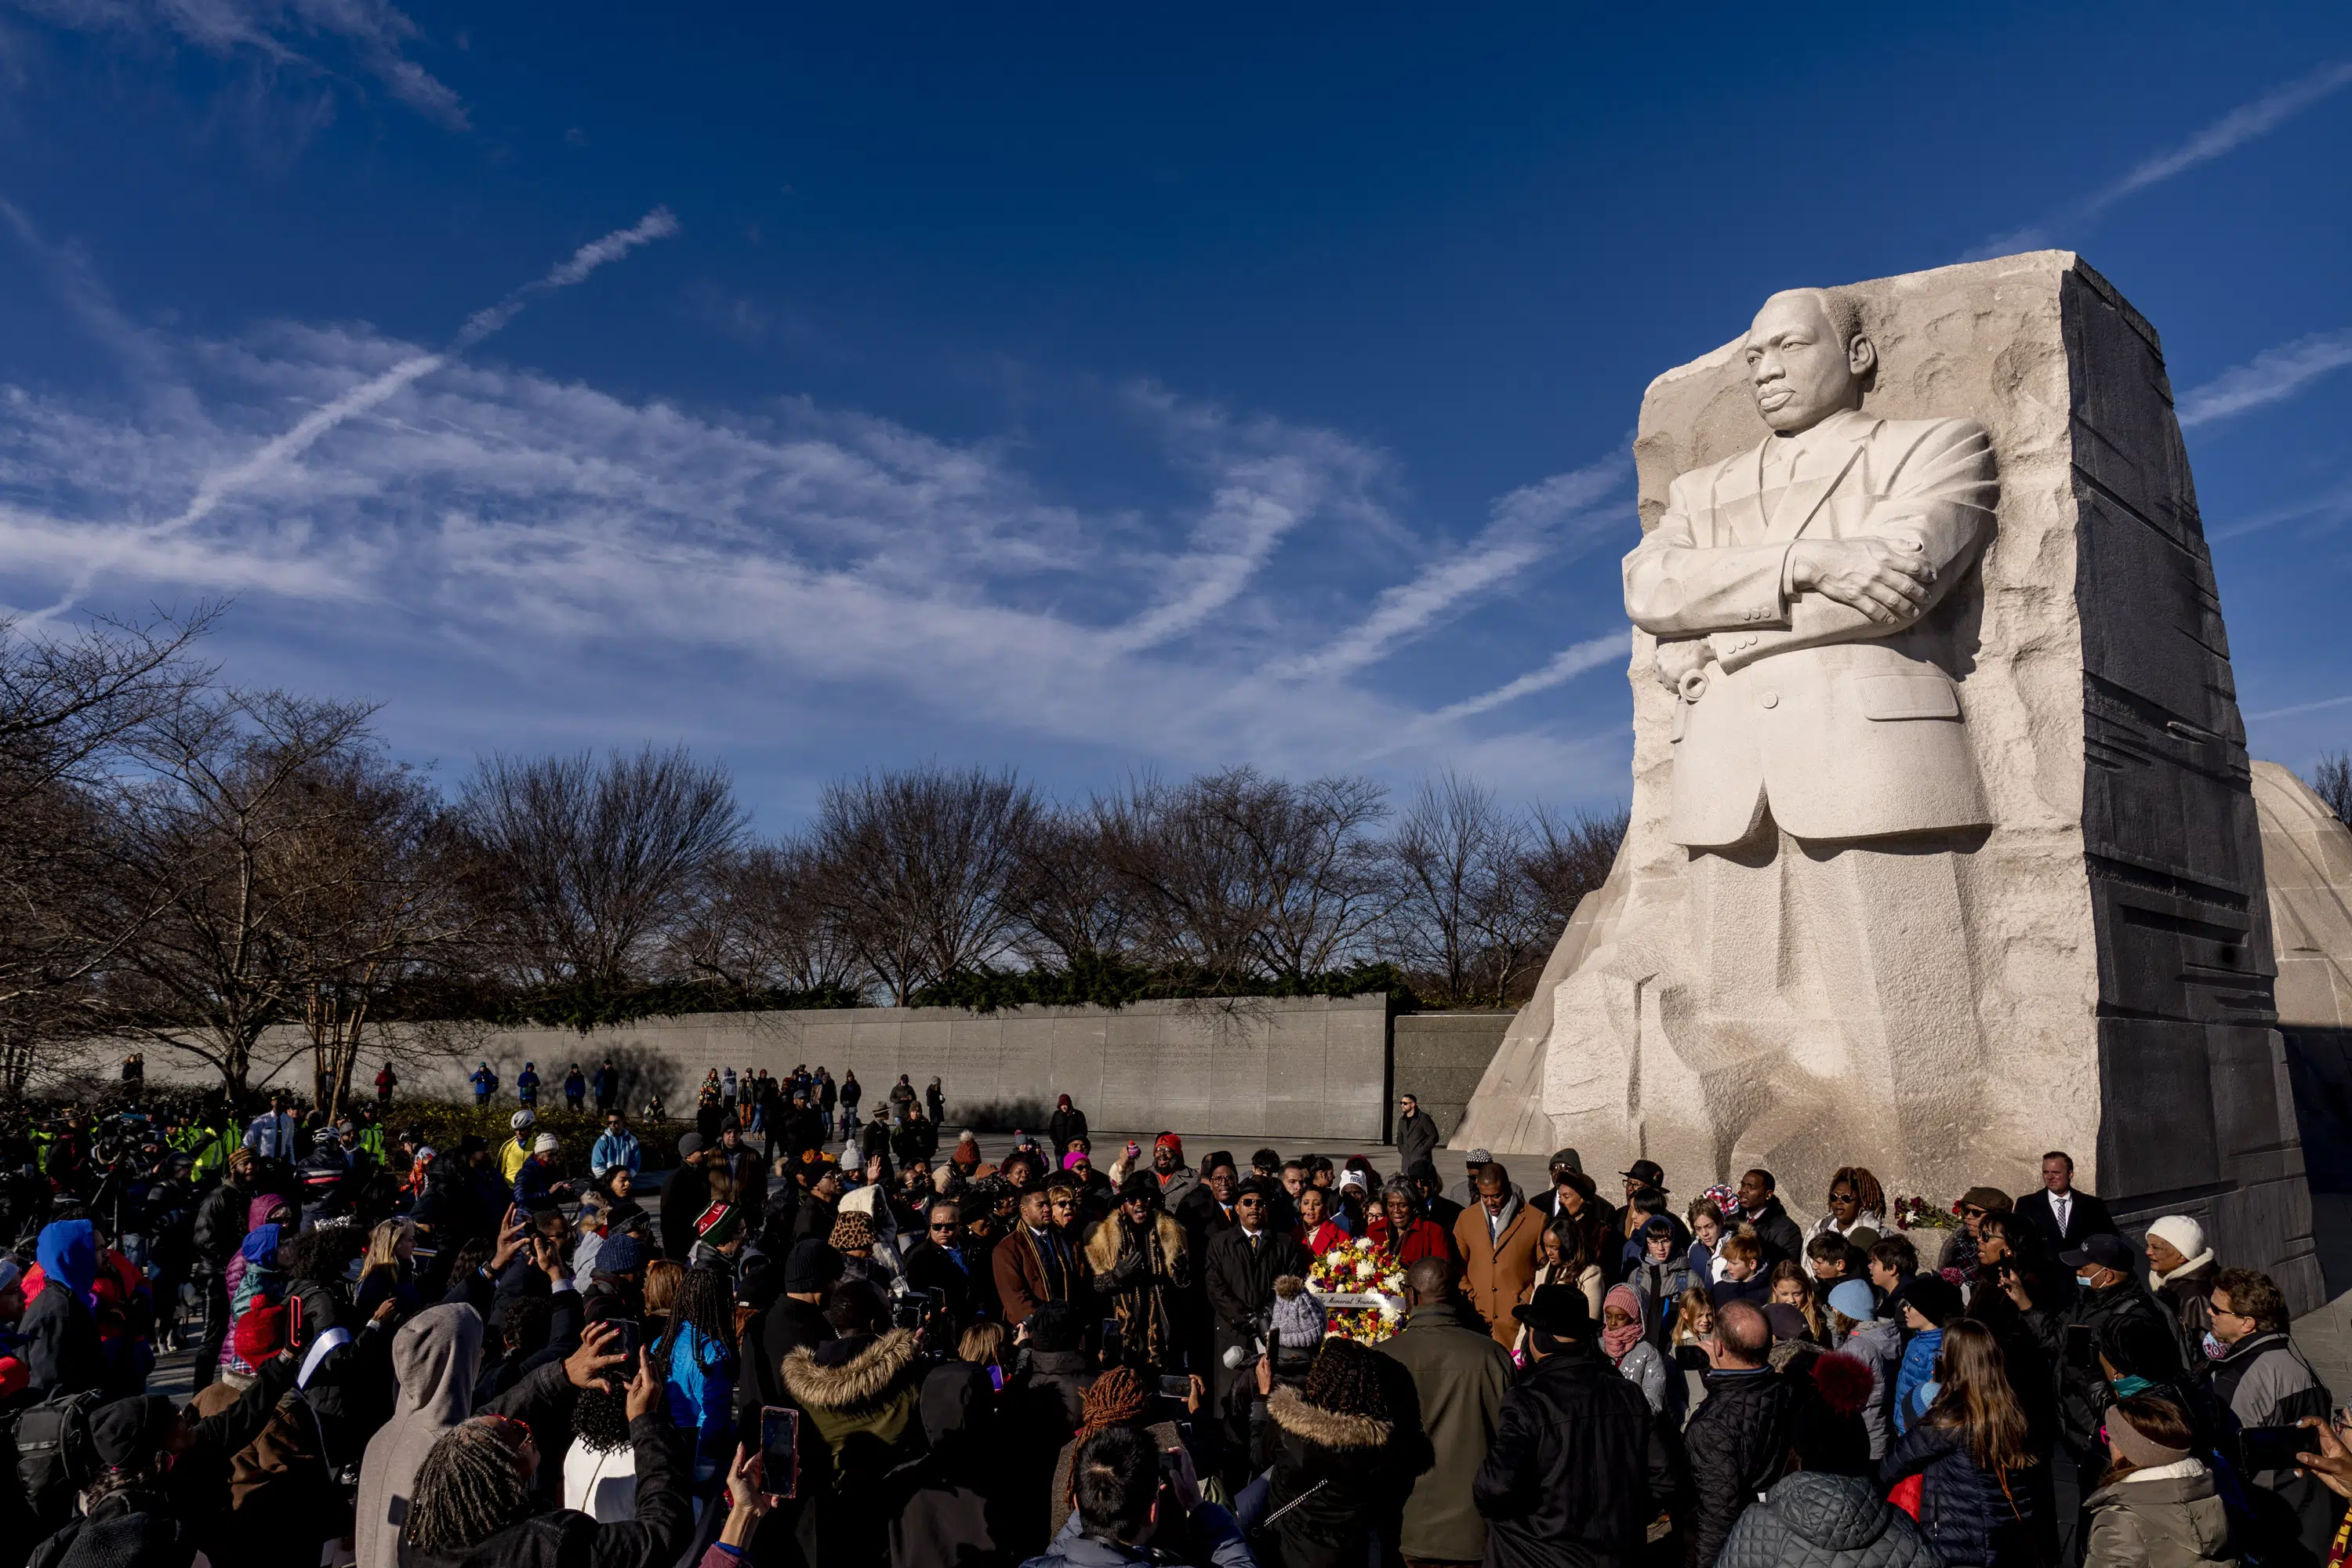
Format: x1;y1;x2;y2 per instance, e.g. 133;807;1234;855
1269;1276;1326;1349
2147;1214;2209;1265
694;1202;742;1247
2109;1401;2193;1469
533;1133;561;1154
88;1396;178;1472
234;1300;289;1364
1895;1274;1962;1328
1828;1279;1878;1323
593;1233;644;1276
782;1237;843;1293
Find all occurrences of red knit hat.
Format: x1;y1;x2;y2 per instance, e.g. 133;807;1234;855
234;1301;289;1364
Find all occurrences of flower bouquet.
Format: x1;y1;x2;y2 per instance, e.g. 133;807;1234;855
1892;1195;1960;1231
1303;1233;1407;1345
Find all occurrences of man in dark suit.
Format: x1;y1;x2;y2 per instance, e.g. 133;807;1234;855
1201;1179;1308;1448
903;1196;978;1327
2013;1149;2116;1250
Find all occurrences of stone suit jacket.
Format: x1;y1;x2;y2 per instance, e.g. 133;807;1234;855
1622;410;1998;848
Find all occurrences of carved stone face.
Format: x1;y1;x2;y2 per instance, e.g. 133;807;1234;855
1744;291;1872;434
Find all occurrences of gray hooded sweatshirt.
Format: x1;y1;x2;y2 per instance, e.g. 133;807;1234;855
354;1302;578;1568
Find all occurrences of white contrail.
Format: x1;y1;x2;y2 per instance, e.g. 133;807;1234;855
2178;328;2352;427
1431;633;1625;722
1969;60;2352;257
33;206;681;618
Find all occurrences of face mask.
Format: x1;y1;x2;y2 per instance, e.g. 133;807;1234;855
2075;1273;2096;1288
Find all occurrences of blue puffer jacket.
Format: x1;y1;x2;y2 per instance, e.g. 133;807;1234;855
1878;1417;2036;1568
1893;1327;1941;1434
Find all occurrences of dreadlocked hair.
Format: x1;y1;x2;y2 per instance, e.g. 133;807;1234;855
655;1261;739;1375
403;1417;532;1554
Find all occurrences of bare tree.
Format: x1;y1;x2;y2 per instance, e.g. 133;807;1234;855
814;764;1039;1003
280;753;476;1119
1521;802;1631;935
0;609;220;1094
457;745;746;992
1098;768;1390;984
1388;772;1548;1007
1005;807;1136;971
2313;752;2352;826
86;691;436;1109
674;837;870;996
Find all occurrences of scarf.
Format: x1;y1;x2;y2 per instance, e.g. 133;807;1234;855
1602;1284;1645;1363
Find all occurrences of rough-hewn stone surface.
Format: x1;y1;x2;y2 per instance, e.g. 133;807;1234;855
1458;252;2319;1305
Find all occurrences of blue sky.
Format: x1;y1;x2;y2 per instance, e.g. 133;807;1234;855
0;3;2348;829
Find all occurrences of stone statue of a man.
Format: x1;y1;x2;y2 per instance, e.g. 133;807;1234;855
1617;287;1998;1173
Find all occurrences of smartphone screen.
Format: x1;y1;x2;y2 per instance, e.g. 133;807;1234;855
1158;1375;1192;1401
2241;1424;2313;1472
2064;1323;2096;1369
758;1406;799;1499
605;1317;641;1360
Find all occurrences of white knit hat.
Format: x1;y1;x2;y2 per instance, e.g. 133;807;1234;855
2147;1214;2206;1262
532;1132;561;1154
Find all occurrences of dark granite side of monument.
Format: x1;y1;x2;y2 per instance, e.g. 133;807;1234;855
2063;262;2323;1308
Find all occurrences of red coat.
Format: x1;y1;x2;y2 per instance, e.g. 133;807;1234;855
1366;1215;1454;1269
1297;1220;1351;1258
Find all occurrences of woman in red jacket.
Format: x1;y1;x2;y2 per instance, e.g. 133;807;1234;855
1295;1185;1351;1258
1365;1183;1454;1269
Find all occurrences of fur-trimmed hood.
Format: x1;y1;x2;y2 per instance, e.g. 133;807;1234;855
1083;1210;1185;1273
1267;1383;1391;1450
780;1327;922;1412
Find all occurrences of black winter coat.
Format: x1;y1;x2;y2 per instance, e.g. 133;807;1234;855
1739;1198;1806;1270
20;1283;104;1398
27;1488;194;1568
1250;1385;1399;1568
1719;1472;1936;1568
1682;1367;1805;1568
1201;1227;1308;1346
1877;1418;2036;1568
404;1417;691;1568
2058;1279;2182;1457
1473;1346;1680;1568
190;1179;253;1273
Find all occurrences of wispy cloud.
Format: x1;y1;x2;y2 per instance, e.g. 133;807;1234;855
10;0;468;127
1971;59;2352;257
2208;476;2352;543
2246;692;2352;723
0;220;1635;793
1271;452;1627;681
1429;634;1625;723
2178;328;2352;427
19;207;683;620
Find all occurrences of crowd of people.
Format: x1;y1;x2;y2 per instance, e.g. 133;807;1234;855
2;1073;2349;1568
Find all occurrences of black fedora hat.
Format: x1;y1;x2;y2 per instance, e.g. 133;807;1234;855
1512;1283;1594;1338
1619;1159;1668;1192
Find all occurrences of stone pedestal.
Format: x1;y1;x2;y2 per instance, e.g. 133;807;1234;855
1459;252;2320;1306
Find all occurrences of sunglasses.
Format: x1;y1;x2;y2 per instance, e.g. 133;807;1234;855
929;1222;960;1233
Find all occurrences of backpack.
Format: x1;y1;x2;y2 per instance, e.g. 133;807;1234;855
13;1386;100;1532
